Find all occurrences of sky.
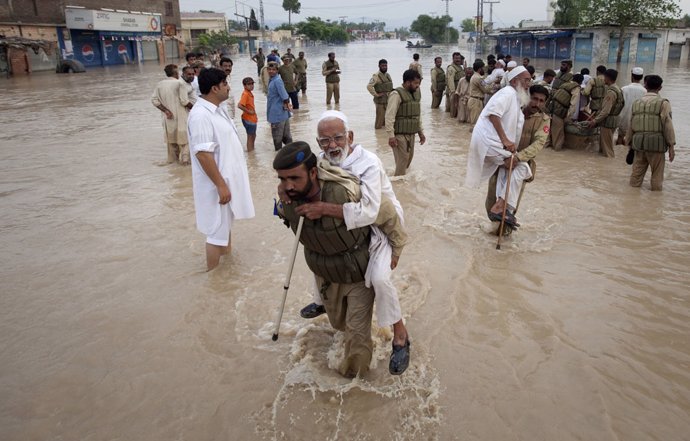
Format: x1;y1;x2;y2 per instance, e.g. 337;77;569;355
179;0;690;29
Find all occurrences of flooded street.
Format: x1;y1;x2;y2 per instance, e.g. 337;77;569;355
1;40;689;440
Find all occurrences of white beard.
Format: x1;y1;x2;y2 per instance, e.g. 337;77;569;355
326;144;349;166
517;87;531;108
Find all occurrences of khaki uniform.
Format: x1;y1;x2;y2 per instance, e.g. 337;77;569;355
445;63;463;114
322;59;341;104
592;85;623;157
455;76;471;123
292;57;308;92
430;66;446;109
485;110;551;214
151;78;191;164
385;88;424;176
627;92;676;191
467;72;490;127
367;71;393;129
409;61;423;80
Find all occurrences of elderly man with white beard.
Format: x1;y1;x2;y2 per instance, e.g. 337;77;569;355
465;66;533;229
294;110;412;375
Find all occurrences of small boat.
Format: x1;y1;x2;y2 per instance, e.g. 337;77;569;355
406;40;433;48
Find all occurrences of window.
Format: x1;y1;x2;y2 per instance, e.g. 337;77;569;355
190;29;207;39
165;1;173;17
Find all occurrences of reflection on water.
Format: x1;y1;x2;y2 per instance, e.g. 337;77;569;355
1;40;689;440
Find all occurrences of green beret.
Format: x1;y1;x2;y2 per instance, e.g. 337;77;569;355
273;141;315;170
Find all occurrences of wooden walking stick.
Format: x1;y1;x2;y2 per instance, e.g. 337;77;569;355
496;155;515;250
512;181;527;216
272;216;305;341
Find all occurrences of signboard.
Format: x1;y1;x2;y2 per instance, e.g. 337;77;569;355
66;8;162;33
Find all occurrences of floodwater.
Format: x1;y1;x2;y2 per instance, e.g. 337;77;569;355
1;40;689;440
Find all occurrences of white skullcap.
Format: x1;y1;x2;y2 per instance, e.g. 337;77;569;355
496;59;506;67
506;65;528;82
318;110;349;126
632;67;644;75
507;61;518;68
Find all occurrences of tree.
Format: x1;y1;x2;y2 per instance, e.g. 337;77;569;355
680;13;690;27
410;14;459;44
274;23;294;31
551;0;588;27
196;30;238;52
295;17;349;44
395;26;410;40
249;9;260;30
461;18;475;32
282;0;301;26
580;0;681;63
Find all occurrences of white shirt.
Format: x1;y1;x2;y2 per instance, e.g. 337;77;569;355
619;82;647;132
321;144;403;230
188;97;255;235
191;76;201;97
465;85;524;188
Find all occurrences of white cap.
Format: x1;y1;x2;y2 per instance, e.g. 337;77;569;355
496;59;506;67
506;66;528;82
632;67;644;75
318;110;349;126
507;61;517;69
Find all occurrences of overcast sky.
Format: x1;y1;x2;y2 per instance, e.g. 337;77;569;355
179;0;690;29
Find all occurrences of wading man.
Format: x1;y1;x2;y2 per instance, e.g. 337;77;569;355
366;59;393;130
151;64;191;165
322;52;341;105
187;68;255;270
385;69;426;176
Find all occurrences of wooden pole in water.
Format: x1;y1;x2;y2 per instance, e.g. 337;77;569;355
496;155;514;250
272;216;304;341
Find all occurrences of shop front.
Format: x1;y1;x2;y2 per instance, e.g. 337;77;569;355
60;8;162;67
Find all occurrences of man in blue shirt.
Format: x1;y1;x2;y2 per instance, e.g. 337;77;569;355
267;49;280;63
266;61;293;151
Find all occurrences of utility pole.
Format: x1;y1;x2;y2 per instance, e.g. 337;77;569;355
441;0;453;44
484;0;499;32
234;1;252;54
259;0;265;40
476;0;483;55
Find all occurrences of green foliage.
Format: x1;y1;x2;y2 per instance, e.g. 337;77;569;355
461;18;475;32
282;0;301;26
295;17;349;44
196;31;238;52
410;14;458;44
274;23;294;31
227;20;245;31
395;27;410;40
249;9;260;31
683;13;690;27
552;0;587;27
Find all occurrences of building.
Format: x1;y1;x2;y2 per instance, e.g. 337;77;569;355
180;12;227;49
494;26;690;65
0;0;182;74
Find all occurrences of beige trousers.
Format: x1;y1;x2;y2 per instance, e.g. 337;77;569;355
550;115;565;151
316;276;375;378
630;150;666;191
467;97;484;127
431;91;443;109
375;103;386;129
326;82;340;104
599;127;615;157
167;143;189;164
392;134;415;176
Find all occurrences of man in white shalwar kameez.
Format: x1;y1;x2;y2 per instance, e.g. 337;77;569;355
151;64;191;164
188;68;255;271
295;110;411;375
465;66;533;228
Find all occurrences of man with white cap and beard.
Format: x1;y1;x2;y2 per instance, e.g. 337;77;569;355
465;66;533;228
500;60;518;89
293;110;412;375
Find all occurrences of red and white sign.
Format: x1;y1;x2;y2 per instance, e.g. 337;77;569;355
82;44;95;61
117;44;128;56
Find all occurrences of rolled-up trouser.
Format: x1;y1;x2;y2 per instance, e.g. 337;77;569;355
270;119;292;151
392;133;416;176
326;82;340;104
599;126;615;157
496;162;532;210
316;276;374;378
297;72;307;92
431;91;443;109
630;150;666;191
375;103;386;129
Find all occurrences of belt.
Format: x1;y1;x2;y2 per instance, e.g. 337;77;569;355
470;95;484;100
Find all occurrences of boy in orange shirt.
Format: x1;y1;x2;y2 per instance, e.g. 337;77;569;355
237;77;257;151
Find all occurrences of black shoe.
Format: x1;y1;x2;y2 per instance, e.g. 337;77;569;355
389;339;410;375
300;303;326;319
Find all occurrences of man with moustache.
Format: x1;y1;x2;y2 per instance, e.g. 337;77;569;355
293;110;411;375
430;56;446;109
151;64;190;165
187;68;255;271
445;52;465;115
293;51;308;93
467;60;492;129
385;69;426;176
219;57;236;118
618;67;646;145
180;65;196;109
547;60;578;151
485;85;551;225
322;52;341;104
366;59;393;129
279;54;299;109
465;66;533;228
455;67;474;123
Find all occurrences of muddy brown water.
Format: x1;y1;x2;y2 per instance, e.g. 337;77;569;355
1;40;689;440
